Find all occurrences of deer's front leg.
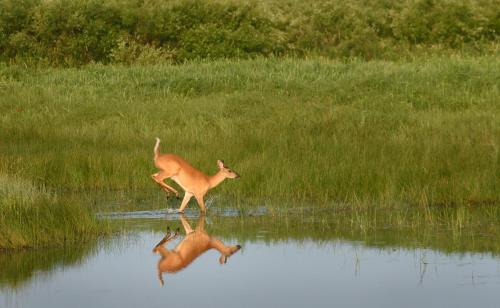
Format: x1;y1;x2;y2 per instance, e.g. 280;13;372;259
178;192;193;213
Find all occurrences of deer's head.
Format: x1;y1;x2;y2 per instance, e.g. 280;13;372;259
217;160;240;179
219;244;242;264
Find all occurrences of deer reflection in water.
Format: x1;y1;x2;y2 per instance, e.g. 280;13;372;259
153;214;241;286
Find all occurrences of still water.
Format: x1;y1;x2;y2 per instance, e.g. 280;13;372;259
1;211;499;308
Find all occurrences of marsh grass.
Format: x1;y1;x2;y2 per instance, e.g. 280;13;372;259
1;57;498;209
0;174;108;249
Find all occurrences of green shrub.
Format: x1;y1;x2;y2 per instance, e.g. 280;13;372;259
392;0;497;47
294;2;391;58
0;0;498;65
110;34;175;64
131;1;285;60
30;0;122;65
0;0;38;61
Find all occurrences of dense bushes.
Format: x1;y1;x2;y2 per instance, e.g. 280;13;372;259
0;0;498;65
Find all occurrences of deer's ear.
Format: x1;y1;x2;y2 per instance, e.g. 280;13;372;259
217;160;225;169
219;255;227;264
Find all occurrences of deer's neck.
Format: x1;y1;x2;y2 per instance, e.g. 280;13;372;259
208;171;226;189
209;237;232;255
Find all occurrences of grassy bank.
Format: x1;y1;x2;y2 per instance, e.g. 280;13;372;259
0;174;107;249
1;57;498;208
0;0;498;65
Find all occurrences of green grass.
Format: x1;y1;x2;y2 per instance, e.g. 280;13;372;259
0;174;108;249
1;56;498;209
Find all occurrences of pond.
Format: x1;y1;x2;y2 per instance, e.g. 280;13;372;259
1;209;499;308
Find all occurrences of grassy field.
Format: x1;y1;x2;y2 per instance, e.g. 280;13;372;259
1;57;498;210
0;174;108;249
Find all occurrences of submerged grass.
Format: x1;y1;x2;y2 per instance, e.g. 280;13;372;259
1;57;498;209
119;204;500;256
0;242;98;289
0;174;108;249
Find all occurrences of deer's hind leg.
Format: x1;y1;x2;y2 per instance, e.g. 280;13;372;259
194;194;206;212
151;171;180;197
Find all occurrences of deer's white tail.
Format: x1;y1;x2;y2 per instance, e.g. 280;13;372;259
154;137;161;162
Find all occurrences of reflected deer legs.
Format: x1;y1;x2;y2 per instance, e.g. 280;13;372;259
153;227;179;255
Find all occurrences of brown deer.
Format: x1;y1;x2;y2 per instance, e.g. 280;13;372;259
151;138;240;213
153;214;241;286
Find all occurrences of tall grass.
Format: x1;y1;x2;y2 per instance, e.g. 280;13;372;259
1;57;498;208
0;174;107;249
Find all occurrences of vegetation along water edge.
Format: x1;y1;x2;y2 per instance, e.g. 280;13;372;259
0;0;498;249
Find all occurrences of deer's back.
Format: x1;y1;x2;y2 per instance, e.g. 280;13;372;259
155;154;202;175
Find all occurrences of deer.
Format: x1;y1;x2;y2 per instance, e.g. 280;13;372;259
152;214;241;286
151;137;240;213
